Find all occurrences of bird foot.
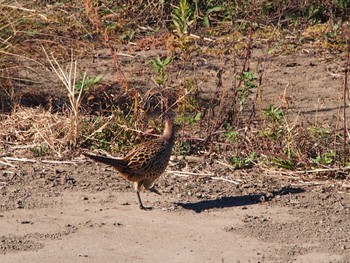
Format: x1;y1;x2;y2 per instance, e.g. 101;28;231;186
139;204;153;210
149;187;161;195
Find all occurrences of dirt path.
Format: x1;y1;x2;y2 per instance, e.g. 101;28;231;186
1;159;350;262
1;191;266;263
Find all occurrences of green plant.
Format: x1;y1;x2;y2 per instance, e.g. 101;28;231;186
177;140;191;156
120;30;135;42
312;150;335;165
82;108;143;153
225;126;238;143
30;142;50;157
271;157;296;170
172;0;194;37
262;104;284;124
237;71;257;111
259;104;285;139
76;74;102;92
200;0;235;27
184;112;201;125
307;126;331;138
230;152;256;169
149;56;173;87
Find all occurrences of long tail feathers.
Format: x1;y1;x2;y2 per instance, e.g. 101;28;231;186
83;153;127;168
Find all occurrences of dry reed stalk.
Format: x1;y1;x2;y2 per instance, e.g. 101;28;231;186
42;47;85;148
342;41;350;164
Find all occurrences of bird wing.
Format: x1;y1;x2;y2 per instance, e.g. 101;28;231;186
124;140;166;171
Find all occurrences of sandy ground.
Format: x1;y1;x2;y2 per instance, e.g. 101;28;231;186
1;155;350;262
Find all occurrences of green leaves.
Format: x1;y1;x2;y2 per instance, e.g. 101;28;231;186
149;56;173;86
75;74;102;92
262;104;284;123
237;71;257;111
172;0;194;37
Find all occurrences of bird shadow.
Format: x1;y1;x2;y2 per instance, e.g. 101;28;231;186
176;187;305;213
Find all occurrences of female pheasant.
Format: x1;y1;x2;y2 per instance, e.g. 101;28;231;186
84;116;175;210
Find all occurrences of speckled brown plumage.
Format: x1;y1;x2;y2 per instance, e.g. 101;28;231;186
84;116;175;210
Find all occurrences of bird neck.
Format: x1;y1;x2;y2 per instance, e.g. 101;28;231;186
162;117;175;143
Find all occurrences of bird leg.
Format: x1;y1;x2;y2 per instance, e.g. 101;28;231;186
136;190;147;210
135;181;152;210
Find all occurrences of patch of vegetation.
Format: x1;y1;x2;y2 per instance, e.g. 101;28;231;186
30;143;50;157
76;74;102;92
149;56;173;88
230;152;257;169
238;71;258;112
1;0;350;176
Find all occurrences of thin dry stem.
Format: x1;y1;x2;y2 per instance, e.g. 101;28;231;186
42;46;85;147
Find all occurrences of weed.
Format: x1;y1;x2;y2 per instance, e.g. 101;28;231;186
262;104;284;124
307;126;331;138
120;30;135;42
175;78;200;126
230;152;257;169
76;74;102;92
224;126;238;143
271;157;296;170
312;150;335;166
237;71;257;111
171;0;196;58
172;0;194;37
260;105;285;139
176;112;201;126
149;56;173;88
177;140;191;156
30;143;50;157
198;1;235;27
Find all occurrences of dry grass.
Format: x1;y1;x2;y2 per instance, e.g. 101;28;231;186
43;47;84;148
0;107;79;157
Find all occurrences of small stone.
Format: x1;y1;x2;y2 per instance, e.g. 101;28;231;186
21;220;33;224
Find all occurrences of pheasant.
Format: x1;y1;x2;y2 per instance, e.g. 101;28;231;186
84;116;175;210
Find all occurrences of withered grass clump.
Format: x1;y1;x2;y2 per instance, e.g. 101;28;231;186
0;107;82;157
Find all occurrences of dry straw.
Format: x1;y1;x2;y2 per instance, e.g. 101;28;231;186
0;107;74;157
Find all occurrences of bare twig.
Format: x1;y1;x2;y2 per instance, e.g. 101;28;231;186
342;41;350;164
3;157;37;163
211;177;240;185
0;4;35;12
215;160;236;171
0;160;16;167
168;170;214;177
266;166;350;175
81;114;115;144
115;52;136;58
171;155;204;163
41;160;78;165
